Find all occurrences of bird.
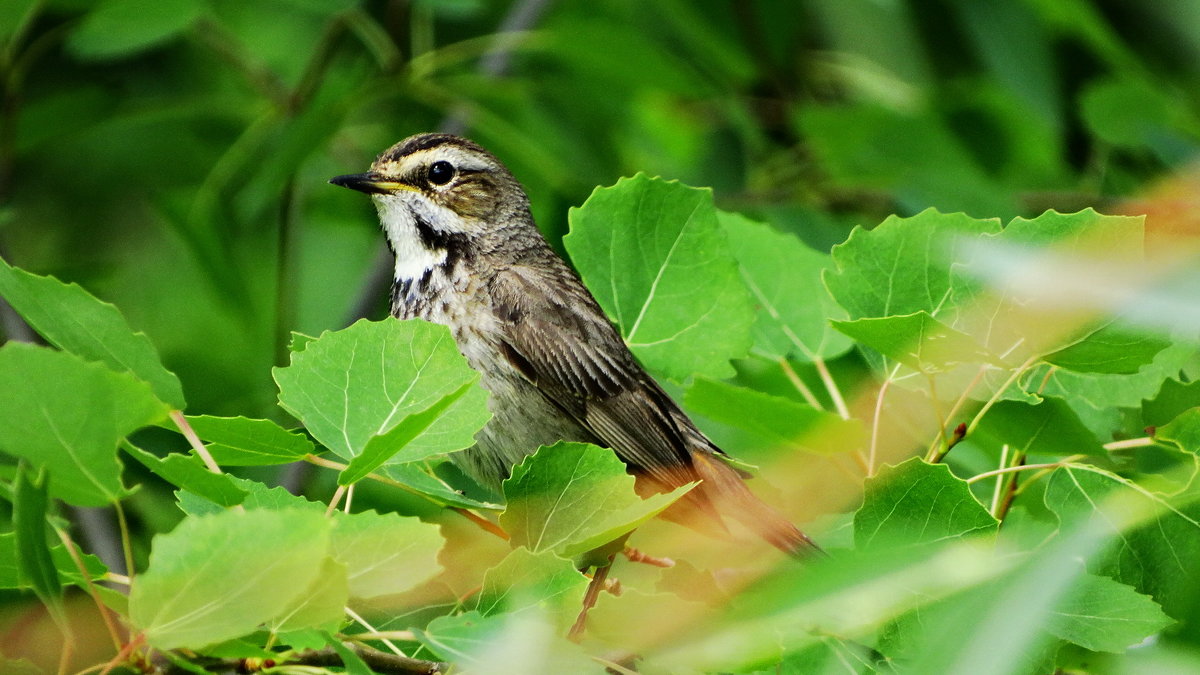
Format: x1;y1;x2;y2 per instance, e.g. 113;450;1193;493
330;133;819;558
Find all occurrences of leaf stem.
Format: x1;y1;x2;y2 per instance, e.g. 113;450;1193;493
867;378;891;476
964;356;1038;439
53;526;122;652
326;485;347;516
112;500;136;582
778;358;823;410
990;444;1010;516
812;356;851;420
1104;437;1155;451
169;411;222;474
345;606;406;657
966;454;1087;484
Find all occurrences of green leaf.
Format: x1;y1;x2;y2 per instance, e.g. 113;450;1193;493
273;318;490;463
683;377;865;457
564;174;755;380
1143;379;1200;428
12;466;64;627
0;533;107;591
1034;340;1199;410
499;442;695;558
1047;574;1174;653
1157;409;1200;455
339;380;483;485
475;547;587;618
122;442;248;507
0;343;167;506
1044;322;1170;374
130;508;331;649
1043;465;1200;620
325;633;374;675
824;209;1002;321
832;311;999;373
329;510;443;599
855;458;998;549
719;212;851;362
66;0;204;61
268;557;347;634
378;463;503;511
976;398;1104;457
0;256;184;408
184;415;314;466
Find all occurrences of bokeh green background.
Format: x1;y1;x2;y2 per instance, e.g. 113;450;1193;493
2;0;1198;417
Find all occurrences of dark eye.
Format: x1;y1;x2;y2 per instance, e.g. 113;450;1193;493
428;160;455;186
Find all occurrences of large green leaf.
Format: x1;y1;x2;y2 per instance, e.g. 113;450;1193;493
564;174;755;380
415;610;601;673
184;415;315;466
719;211;851;362
499;442;694;558
855;458;998;549
130;508;331;649
0;256;184;408
824;209;1001;321
329;510;443;599
0;343;168;506
273;318;490;464
1047;573;1173;653
1043;465;1200;620
475;547;587;618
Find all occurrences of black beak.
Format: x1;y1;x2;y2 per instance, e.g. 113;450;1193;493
329;172;406;195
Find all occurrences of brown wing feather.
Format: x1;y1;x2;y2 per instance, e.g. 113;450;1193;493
488;265;699;490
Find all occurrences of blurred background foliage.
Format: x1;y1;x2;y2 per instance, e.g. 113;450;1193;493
3;0;1199;419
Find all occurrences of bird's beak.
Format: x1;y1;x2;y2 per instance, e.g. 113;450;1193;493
329;172;414;195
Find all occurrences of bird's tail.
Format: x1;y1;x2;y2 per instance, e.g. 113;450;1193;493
690;452;824;558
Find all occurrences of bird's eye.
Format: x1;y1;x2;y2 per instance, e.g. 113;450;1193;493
428;160;456;186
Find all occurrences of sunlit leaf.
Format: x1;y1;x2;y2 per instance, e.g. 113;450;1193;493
184;415;314;466
130;508;331;649
719;211;851;362
476;547;587;618
499;442;695;558
855;458;998;549
122;442;249;507
329;510;443;599
1048;573;1173;652
273;318;490;464
565;174;754;380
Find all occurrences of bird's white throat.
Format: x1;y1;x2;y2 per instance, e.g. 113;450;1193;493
373;194;449;282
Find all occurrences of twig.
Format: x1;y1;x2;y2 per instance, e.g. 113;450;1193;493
1104;437;1155;451
346;606;406;657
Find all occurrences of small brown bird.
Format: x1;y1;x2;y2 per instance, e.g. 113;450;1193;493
331;133;818;557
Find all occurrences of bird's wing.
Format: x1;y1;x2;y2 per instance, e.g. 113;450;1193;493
487;265;701;490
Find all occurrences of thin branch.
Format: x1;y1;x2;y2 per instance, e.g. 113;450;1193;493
326;484;347;516
112;500;136;580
